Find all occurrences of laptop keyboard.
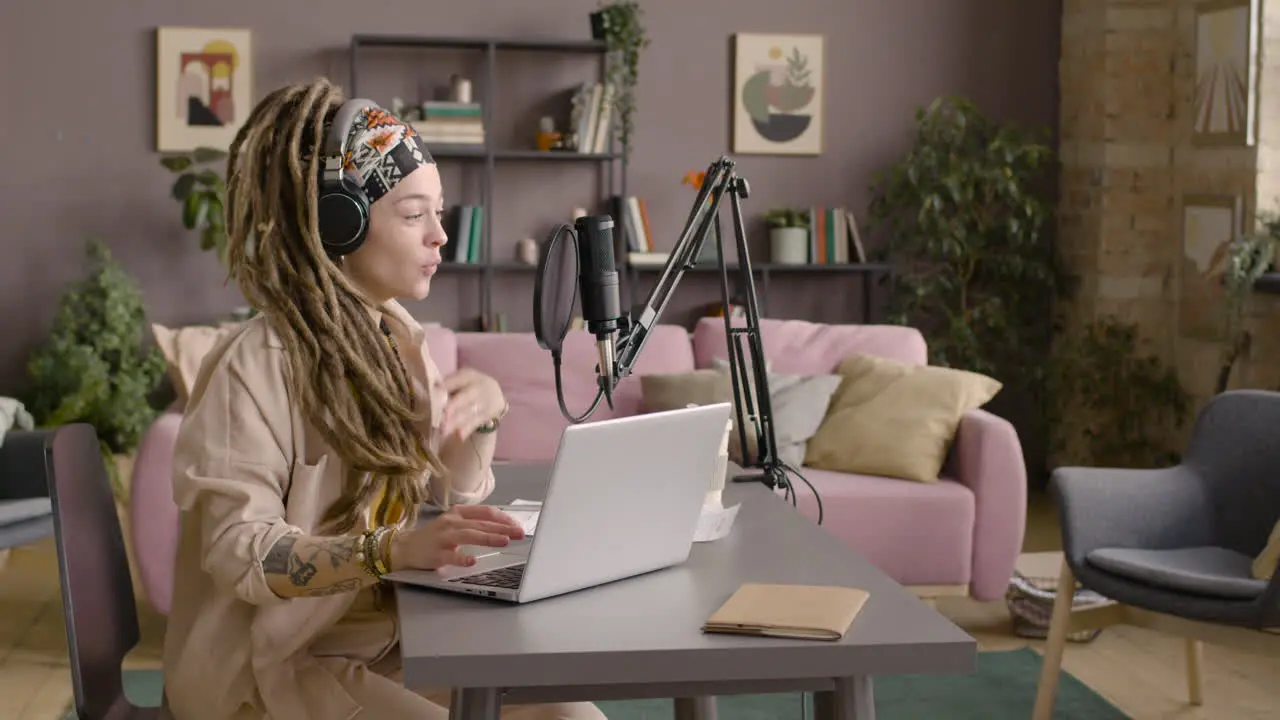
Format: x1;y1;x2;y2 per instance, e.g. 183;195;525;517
450;563;526;589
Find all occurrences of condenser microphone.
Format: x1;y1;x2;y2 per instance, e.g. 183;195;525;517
574;214;622;405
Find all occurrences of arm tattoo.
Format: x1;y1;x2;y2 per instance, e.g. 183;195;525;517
263;535;361;593
262;535;300;576
298;578;362;597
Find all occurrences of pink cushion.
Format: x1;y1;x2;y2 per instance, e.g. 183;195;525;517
787;467;975;587
692;317;928;372
129;410;183;615
422;324;458;375
456;325;695;461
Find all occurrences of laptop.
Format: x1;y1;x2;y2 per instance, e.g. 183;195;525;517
385;401;732;603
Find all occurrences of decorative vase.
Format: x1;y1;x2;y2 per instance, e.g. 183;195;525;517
770;227;809;265
589;11;606;40
516;237;539;265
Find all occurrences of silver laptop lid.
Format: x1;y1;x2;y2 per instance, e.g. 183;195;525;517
517;402;732;602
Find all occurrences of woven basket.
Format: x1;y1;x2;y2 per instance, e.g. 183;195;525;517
1005;569;1110;643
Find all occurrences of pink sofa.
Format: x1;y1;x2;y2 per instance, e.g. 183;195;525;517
129;317;1026;615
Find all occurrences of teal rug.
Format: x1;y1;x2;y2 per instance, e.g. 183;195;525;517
66;648;1126;719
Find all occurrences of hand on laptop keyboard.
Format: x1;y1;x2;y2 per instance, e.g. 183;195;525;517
389;504;525;571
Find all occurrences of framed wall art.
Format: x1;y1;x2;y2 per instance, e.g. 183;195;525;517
1193;0;1259;146
1180;194;1242;339
156;26;253;152
732;33;824;155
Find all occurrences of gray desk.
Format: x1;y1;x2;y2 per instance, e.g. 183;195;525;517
395;464;976;720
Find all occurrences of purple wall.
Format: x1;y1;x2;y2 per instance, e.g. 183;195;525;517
0;0;1060;396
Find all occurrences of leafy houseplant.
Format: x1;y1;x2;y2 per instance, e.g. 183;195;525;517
867;95;1066;451
1215;209;1278;393
1048;316;1191;469
763;207;809;230
24;240;166;502
590;1;650;158
160;146;229;264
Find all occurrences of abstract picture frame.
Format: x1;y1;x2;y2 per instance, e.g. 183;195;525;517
1180;193;1242;339
156;26;254;152
732;33;824;156
1193;0;1259;146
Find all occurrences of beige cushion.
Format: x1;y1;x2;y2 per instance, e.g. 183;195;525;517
1253;520;1280;580
804;354;1001;483
639;365;840;468
151;323;238;404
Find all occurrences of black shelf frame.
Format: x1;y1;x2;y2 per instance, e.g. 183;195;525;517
349;33;625;330
627;262;895;324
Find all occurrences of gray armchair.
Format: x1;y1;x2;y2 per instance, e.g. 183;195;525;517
0;430;55;551
1033;389;1280;719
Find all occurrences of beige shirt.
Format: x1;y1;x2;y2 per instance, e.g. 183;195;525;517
161;300;495;720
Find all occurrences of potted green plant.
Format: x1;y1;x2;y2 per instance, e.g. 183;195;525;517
160;146;229;264
764;207;810;265
24;239;167;504
1047;316;1190;469
868;95;1066;466
589;1;650;158
1215;209;1278;393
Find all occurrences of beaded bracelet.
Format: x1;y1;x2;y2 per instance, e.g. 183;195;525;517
356;526;396;578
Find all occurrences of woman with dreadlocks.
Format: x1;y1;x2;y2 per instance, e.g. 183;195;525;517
160;77;605;720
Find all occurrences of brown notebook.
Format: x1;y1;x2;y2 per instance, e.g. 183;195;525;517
702;583;869;641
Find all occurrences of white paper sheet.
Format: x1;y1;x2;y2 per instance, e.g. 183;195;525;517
694;502;741;543
502;499;542;535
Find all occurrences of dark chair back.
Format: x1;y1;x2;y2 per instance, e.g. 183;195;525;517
1183;390;1280;557
42;423;152;719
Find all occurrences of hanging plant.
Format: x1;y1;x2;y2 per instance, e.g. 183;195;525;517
160;146;229;264
590;1;650;157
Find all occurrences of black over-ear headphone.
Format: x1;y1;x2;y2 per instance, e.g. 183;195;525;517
317;98;379;256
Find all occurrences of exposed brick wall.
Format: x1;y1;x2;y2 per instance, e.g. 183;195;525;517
1058;0;1280;455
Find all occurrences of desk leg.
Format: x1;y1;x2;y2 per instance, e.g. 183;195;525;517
673;696;717;720
449;687;501;720
813;676;874;720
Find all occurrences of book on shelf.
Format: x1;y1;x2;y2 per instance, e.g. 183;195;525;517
569;81;615;154
805;206;867;265
445;204;484;263
411;101;485;149
611;194;657;260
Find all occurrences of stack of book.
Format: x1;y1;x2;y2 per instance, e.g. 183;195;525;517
444;204;484;263
411;101;485;149
568;81;615;154
806;206;867;264
610;195;664;266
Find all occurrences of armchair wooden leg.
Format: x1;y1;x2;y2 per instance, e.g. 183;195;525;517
1186;639;1204;706
1032;558;1077;720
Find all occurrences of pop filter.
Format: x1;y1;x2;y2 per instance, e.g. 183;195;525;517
532;224;579;355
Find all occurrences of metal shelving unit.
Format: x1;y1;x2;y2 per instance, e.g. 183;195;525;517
627;262;895;323
349;34;626;329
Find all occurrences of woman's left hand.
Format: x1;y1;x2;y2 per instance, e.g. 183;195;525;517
439;368;506;441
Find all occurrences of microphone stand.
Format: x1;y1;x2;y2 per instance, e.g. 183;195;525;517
604;156;820;520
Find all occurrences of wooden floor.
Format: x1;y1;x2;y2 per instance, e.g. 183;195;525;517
2;493;1277;719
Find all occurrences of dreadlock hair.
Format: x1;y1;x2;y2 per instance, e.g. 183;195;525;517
223;76;447;534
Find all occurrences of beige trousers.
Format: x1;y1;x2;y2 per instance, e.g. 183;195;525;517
317;655;607;719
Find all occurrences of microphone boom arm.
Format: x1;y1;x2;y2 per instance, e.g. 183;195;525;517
610;156;800;501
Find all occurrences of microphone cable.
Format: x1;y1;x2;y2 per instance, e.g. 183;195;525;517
553;349;607;424
779;459;823;526
544;222;608;425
